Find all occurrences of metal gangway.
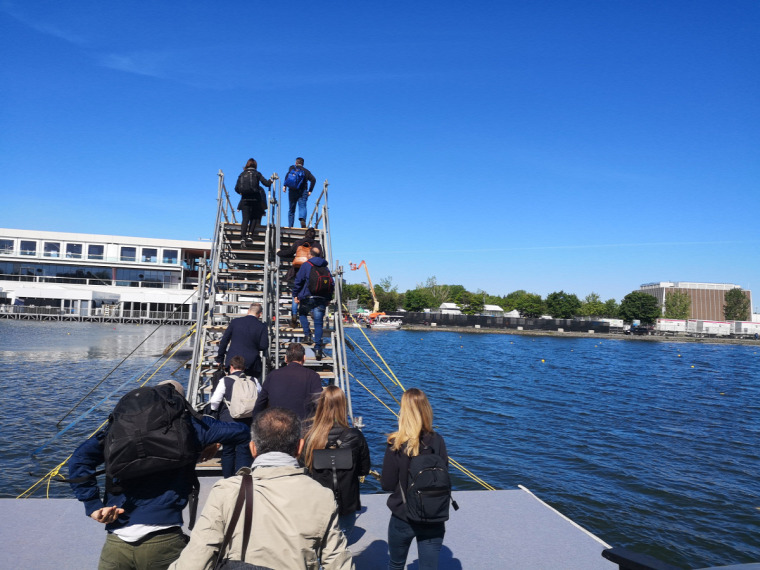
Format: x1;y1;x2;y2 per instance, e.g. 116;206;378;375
186;170;353;424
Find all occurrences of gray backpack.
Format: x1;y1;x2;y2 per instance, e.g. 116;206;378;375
223;375;260;419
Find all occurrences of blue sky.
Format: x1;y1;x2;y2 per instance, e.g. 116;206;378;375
2;1;758;308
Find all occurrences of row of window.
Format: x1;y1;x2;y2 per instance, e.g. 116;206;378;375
0;261;177;287
0;239;179;264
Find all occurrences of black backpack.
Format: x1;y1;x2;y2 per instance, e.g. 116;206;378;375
235;169;262;202
307;261;334;300
104;384;203;481
401;437;458;523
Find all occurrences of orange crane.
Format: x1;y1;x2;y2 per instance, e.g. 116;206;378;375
349;260;380;313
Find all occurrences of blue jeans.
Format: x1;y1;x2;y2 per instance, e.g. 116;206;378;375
387;515;445;570
299;297;326;348
221;440;253;478
288;189;309;227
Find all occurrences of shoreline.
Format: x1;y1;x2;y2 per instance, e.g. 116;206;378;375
401;324;760;346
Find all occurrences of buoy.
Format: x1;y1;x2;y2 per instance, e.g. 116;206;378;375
720;392;725;395
691;365;695;368
678;354;681;357
541;359;545;363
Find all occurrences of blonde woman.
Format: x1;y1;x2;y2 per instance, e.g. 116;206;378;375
381;388;448;570
303;386;371;539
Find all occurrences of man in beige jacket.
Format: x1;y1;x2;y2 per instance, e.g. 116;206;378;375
169;407;353;570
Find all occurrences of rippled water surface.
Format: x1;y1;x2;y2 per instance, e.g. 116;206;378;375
1;321;758;568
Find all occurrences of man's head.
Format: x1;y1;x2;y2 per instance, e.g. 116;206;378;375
286;343;306;364
230;355;245;372
295;157;304;166
309;247;321;259
248;302;263;317
250;407;302;457
158;380;185;399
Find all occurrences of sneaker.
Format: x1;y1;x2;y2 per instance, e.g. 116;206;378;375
240;241;247;249
290;315;299;328
315;348;323;361
303;335;313;345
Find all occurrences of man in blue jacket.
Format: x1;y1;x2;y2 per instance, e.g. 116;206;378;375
293;247;334;361
216;302;268;378
69;380;250;570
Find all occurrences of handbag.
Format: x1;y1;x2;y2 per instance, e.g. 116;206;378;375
312;441;353;505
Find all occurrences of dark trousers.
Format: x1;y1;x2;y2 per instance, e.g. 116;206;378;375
221;441;253;478
387;515;445;570
240;203;262;240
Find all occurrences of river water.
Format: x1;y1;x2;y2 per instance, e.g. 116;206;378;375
1;320;758;568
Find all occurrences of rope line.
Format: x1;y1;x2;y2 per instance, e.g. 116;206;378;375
19;332;195;499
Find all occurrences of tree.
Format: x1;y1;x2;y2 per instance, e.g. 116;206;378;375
516;293;544;318
419;276;451;306
579;293;606;317
343;283;374;309
460;291;485;315
502;290;529;311
545;290;582;318
724;288;750;321
618;291;660;324
602;298;619;318
403;288;436;312
664;290;691;319
447;284;467;305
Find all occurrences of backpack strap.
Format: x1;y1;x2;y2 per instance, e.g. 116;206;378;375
214;472;253;568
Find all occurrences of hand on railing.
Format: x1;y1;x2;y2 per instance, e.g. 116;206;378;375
270;172;279;181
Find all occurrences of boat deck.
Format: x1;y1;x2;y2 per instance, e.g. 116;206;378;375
1;486;614;569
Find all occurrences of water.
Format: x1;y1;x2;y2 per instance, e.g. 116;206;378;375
1;321;758;568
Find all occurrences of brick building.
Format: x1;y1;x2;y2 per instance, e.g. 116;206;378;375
639;282;752;321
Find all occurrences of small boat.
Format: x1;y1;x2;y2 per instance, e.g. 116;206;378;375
368;315;402;329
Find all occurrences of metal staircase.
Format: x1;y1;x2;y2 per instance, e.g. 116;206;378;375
186;170;353;422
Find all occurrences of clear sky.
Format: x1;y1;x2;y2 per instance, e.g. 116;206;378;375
2;1;758;308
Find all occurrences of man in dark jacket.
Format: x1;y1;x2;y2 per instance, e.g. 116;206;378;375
252;343;322;420
277;227;322;327
68;380;250;570
216;302;268;378
293;248;334;361
284;157;316;228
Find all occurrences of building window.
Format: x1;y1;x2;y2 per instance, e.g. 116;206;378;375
20;241;36;256
43;242;61;258
142;248;158;263
66;243;83;259
0;239;13;255
120;246;137;262
163;249;178;264
88;244;105;260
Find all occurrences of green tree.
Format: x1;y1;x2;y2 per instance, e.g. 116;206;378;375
503;290;529;311
447;284;467;305
724;288;750;321
460;291;485;315
418;276;450;306
344;283;373;309
602;298;619;318
404;288;436;312
545;290;582;318
664;290;691;319
516;293;544;318
618;291;660;324
579;292;606;317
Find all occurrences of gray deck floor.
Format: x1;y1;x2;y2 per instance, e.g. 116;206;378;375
1;485;614;569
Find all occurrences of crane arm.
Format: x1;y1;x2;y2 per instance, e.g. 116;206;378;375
349;260;380;313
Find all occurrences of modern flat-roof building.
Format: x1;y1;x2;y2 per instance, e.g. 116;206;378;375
0;228;211;321
639;281;752;321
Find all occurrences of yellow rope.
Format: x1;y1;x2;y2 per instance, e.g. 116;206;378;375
343;305;406;391
17;331;196;499
348;362;497;491
347;333;402;389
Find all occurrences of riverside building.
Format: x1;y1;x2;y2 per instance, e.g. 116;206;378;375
0;228;211;323
639;281;753;321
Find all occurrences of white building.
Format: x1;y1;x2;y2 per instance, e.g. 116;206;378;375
0;228;211;319
439;302;462;315
482;304;505;317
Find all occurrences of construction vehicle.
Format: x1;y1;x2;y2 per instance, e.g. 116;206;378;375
349;260;379;313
